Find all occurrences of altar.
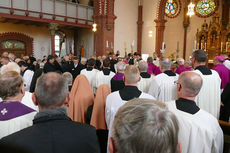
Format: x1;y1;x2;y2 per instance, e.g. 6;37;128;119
196;13;230;67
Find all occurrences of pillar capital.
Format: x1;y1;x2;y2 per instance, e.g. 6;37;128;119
49;23;59;35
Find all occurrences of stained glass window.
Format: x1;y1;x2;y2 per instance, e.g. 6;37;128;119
165;0;181;18
2;40;25;49
195;0;216;17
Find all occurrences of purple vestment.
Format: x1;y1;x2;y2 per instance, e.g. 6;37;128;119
175;65;187;74
113;73;124;81
213;63;230;89
0;101;35;121
147;63;162;75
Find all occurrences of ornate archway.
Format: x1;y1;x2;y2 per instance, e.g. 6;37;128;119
0;32;33;57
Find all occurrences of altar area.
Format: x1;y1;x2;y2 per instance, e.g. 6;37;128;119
196;13;230;67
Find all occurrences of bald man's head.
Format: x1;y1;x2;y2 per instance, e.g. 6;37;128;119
178;71;203;97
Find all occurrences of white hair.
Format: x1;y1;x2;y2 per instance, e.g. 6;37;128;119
177;58;184;65
138;60;148;72
1;62;20;75
116;61;126;72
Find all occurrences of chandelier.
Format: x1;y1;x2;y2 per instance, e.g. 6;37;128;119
187;1;195;17
92;23;97;32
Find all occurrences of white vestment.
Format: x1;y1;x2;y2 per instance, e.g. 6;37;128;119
137;75;154;93
193;69;221;118
167;101;223;153
80;68;99;93
0;102;36;139
148;73;178;102
95;71;115;88
105;91;155;153
223;60;230;70
22;91;39;111
23;69;34;91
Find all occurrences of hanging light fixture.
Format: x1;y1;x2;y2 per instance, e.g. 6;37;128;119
187;1;195;17
92;23;97;32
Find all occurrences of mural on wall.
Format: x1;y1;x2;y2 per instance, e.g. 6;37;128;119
195;0;218;17
164;0;181;18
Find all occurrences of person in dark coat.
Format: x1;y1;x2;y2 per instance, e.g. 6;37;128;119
71;56;85;79
220;81;230;121
0;72;101;153
43;55;58;73
61;55;72;73
29;63;44;93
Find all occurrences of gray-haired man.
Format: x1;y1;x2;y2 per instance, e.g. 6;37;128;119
1;72;100;153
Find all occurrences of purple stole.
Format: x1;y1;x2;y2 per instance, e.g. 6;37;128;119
0;101;35;121
113;73;124;81
213;63;230;89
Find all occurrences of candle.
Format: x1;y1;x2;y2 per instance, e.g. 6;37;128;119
131;40;135;49
111;42;113;49
201;42;203;50
221;42;223;52
106;40;109;48
194;40;197;50
177;41;179;50
162;42;165;50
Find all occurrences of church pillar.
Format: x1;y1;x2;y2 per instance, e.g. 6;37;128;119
222;0;229;27
137;0;143;54
154;19;167;56
155;0;167;57
183;1;190;59
94;0;116;56
49;23;58;56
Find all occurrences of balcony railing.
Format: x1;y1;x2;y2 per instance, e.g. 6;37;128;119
0;0;94;28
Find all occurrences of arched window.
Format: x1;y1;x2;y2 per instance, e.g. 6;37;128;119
195;0;217;17
55;35;60;56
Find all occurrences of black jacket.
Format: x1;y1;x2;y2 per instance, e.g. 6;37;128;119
0;112;100;153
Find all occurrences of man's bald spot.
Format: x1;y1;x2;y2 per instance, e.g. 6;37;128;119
179;71;203;97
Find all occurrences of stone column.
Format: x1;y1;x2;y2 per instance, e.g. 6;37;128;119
137;0;143;54
154;19;167;56
49;23;58;56
94;0;116;56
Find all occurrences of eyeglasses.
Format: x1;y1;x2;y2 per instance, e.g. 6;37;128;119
174;80;181;88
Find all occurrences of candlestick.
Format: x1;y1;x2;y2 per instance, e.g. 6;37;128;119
221;42;223;52
205;43;206;51
227;42;228;52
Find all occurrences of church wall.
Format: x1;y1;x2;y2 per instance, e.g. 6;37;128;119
0;22;87;59
114;0;138;57
141;0;159;57
163;6;184;60
76;28;94;58
0;22;51;59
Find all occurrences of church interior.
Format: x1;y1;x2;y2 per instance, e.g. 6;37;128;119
0;0;229;60
1;0;230;153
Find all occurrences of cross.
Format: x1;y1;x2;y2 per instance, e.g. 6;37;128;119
1;108;8;115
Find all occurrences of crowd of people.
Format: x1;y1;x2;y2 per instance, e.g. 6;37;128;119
0;49;230;153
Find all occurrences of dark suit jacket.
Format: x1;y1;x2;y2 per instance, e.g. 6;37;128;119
0;114;100;153
110;78;125;92
71;63;85;79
